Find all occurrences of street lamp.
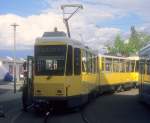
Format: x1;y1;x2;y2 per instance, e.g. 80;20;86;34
61;4;83;38
10;23;19;93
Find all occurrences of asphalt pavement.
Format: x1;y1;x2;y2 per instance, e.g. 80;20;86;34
0;89;150;123
0;82;13;94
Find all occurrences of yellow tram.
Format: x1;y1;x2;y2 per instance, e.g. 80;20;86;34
22;30;139;110
23;30;99;109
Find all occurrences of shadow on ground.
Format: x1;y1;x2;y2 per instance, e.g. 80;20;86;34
1;89;150;123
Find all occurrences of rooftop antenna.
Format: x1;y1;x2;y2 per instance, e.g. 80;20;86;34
61;4;83;38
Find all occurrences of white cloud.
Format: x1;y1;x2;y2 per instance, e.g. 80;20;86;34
0;1;121;52
0;12;65;50
86;27;120;51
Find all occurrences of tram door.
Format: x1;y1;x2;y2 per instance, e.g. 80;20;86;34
139;60;145;96
27;56;34;93
23;56;34;107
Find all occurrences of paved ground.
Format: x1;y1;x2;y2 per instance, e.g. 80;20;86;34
0;89;150;123
0;82;23;94
84;90;150;123
0;82;13;94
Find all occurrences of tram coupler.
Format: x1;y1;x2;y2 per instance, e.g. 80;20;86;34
33;101;53;114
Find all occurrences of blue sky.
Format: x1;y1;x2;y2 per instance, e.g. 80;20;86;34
0;0;149;58
0;0;47;58
99;13;143;31
0;0;143;30
0;49;34;58
0;0;48;16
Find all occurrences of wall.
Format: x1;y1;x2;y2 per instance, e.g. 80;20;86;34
0;60;24;82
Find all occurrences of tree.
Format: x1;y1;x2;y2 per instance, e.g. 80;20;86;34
128;26;150;55
128;26;141;54
106;26;150;56
106;34;125;56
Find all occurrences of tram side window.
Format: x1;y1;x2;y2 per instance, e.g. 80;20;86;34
147;60;150;74
86;51;91;73
131;61;135;72
97;57;99;72
120;60;125;72
82;50;86;72
91;55;94;73
74;48;81;75
113;59;119;72
89;53;92;73
91;55;95;73
105;58;112;72
90;53;93;73
66;45;73;75
85;52;96;73
102;57;105;71
135;61;139;72
126;61;131;72
93;56;96;73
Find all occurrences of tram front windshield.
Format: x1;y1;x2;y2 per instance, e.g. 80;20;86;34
35;45;66;76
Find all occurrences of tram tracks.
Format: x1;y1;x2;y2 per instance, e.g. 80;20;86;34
80;110;90;123
5;102;92;123
44;108;54;123
43;106;91;123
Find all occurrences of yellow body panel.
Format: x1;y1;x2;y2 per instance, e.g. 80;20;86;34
143;74;150;82
34;75;82;97
100;72;133;86
34;73;99;97
34;76;67;97
65;76;82;96
131;72;139;82
81;73;98;94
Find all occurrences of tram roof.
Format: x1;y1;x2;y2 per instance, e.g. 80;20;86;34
99;54;139;60
139;43;150;57
127;56;139;60
35;32;97;55
99;54;128;60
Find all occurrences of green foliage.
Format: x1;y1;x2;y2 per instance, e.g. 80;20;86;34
106;26;150;56
107;34;126;56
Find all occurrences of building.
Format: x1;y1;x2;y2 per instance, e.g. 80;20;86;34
0;57;25;82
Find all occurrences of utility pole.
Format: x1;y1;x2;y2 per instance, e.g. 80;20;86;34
61;4;83;38
11;23;19;93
